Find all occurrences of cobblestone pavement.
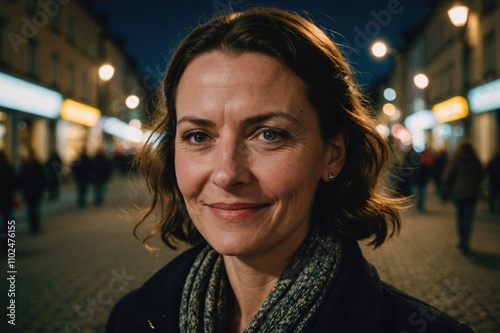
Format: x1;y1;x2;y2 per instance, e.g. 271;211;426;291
361;187;500;333
1;178;499;332
0;175;183;333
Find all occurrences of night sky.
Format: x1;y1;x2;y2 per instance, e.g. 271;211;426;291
93;0;431;88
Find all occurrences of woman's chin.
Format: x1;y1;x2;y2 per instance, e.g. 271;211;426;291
208;234;260;257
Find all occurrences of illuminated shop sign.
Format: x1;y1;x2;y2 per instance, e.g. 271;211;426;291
101;117;144;142
0;72;63;118
432;96;468;123
468;78;500;114
60;99;101;127
404;110;437;132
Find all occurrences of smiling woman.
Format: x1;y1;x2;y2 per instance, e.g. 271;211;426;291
105;7;474;333
174;52;335;260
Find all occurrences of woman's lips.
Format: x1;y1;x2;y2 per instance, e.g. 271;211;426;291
207;202;269;220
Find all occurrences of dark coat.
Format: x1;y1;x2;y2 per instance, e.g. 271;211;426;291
0;159;17;208
71;153;92;183
443;147;484;200
486;152;500;187
19;159;46;199
91;154;113;183
106;237;474;333
45;152;63;186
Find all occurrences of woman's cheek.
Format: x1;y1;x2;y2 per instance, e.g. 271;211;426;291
175;155;202;198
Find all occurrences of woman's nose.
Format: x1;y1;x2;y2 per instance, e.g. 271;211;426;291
210;140;251;190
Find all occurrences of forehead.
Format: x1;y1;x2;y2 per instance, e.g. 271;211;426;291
182;51;291;78
176;51;306;111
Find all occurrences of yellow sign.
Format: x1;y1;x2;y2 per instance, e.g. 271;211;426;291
60;99;101;127
432;96;468;123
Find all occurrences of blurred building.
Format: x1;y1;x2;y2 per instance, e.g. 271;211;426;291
0;0;144;167
376;0;499;163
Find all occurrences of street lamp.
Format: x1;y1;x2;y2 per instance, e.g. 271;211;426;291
448;2;471;137
97;64;115;152
125;95;140;109
98;64;115;81
371;41;389;58
448;4;469;27
413;73;429;90
383;88;397;101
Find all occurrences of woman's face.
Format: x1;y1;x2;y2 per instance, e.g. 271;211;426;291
175;51;344;258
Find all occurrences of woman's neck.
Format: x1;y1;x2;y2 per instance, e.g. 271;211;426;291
222;232;307;332
224;256;282;333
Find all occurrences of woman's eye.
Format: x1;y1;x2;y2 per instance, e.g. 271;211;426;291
184;131;209;144
258;128;287;142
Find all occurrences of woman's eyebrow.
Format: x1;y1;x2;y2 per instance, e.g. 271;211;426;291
177;117;216;127
242;111;299;126
176;111;299;127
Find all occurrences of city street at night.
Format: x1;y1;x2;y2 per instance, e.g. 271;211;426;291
1;175;499;333
2;1;500;333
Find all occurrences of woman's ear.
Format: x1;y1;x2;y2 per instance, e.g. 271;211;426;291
323;132;346;182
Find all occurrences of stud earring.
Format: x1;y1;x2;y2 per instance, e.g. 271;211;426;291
328;172;335;182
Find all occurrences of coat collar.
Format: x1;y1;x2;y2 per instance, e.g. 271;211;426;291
111;246;202;332
310;237;384;332
110;239;384;332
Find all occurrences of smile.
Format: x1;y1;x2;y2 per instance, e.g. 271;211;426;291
207;202;269;220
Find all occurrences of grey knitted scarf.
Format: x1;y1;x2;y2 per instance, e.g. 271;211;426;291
180;227;342;332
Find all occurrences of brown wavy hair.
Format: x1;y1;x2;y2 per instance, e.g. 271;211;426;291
135;7;403;249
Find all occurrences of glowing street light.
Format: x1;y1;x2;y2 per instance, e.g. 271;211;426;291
413;73;429;89
383;88;397;101
382;103;396;116
371;41;388;58
98;64;115;81
125;95;140;109
448;4;469;27
129;119;142;129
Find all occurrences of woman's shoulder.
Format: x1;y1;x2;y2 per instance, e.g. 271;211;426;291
380;282;474;333
105;245;203;333
135;245;203;293
312;238;474;332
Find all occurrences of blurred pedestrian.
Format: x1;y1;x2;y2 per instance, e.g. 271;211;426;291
91;147;113;206
432;147;449;202
71;149;92;208
391;148;413;198
113;147;130;176
45;149;63;200
486;148;500;214
410;146;433;211
19;149;47;234
443;141;484;254
0;151;17;249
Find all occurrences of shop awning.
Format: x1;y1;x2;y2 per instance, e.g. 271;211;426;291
60;99;101;127
432;96;468;123
468;78;500;114
0;72;63;118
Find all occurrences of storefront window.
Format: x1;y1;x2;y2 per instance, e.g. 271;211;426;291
56;120;88;165
18;120;30;159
